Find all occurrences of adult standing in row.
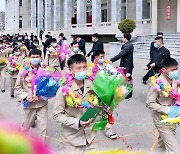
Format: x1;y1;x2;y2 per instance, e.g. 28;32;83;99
42;33;52;58
110;33;134;99
143;36;170;84
87;33;104;62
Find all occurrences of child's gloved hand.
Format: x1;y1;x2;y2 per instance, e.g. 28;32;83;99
168;106;180;118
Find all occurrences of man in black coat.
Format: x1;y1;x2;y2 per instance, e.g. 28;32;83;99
42;34;52;58
143;36;170;84
87;33;104;62
110;33;134;99
24;35;30;48
74;36;86;56
150;32;163;60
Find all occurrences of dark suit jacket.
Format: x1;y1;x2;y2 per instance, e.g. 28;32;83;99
111;41;134;69
78;39;86;55
89;40;104;56
147;46;170;69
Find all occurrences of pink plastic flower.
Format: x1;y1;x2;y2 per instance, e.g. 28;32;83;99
62;86;69;95
156;79;162;84
154;85;161;91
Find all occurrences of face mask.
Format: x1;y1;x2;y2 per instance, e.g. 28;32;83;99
14;51;21;56
52;43;57;47
74;71;87;80
154;43;159;48
34;43;38;47
98;59;104;64
18;43;22;47
168;70;179;80
73;48;79;53
30;58;41;65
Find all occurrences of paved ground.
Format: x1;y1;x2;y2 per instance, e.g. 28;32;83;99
0;57;180;153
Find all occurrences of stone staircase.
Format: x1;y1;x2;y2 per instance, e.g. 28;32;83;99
134;33;180;62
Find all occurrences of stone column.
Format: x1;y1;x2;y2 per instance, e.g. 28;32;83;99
92;0;101;25
37;0;44;30
31;0;36;29
111;0;121;23
77;0;86;26
151;0;158;34
64;0;72;27
54;0;61;30
177;0;180;32
136;0;143;24
15;0;20;30
45;0;51;31
107;0;111;22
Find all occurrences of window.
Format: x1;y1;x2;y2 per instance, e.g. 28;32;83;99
101;9;107;22
19;0;22;6
19;16;22;28
142;0;150;19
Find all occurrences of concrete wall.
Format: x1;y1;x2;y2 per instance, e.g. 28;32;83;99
157;0;177;32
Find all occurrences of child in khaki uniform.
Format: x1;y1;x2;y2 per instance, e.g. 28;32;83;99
15;49;48;140
45;38;61;73
7;47;24;98
0;39;7;93
146;58;180;153
53;54;96;154
94;51;118;140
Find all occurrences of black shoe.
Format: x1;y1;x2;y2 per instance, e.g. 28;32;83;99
143;80;147;84
1;89;5;93
11;95;15;98
31;121;36;128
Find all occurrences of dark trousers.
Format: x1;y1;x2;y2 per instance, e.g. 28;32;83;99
143;68;159;82
91;54;95;62
125;68;133;99
60;60;65;70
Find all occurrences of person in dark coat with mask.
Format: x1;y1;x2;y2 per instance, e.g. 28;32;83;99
110;33;134;99
42;34;52;58
74;36;86;56
142;36;170;84
87;33;104;62
150;32;164;60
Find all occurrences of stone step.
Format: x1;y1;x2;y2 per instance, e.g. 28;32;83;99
136;46;180;51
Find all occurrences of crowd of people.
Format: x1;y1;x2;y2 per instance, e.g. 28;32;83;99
0;31;180;154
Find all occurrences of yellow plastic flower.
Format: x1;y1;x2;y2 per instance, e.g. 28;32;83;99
75;98;82;106
69;91;75;100
116;87;123;99
66;96;74;107
87;62;95;68
164;84;172;93
45;66;51;72
151;76;157;86
87;71;92;77
92;95;99;106
162;91;169;97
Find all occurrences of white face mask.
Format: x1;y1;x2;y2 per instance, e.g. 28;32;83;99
73;48;79;53
52;43;57;47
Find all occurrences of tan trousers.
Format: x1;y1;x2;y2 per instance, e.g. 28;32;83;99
10;77;17;95
59;141;97;154
22;105;48;140
155;125;180;154
0;67;6;90
104;123;113;136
